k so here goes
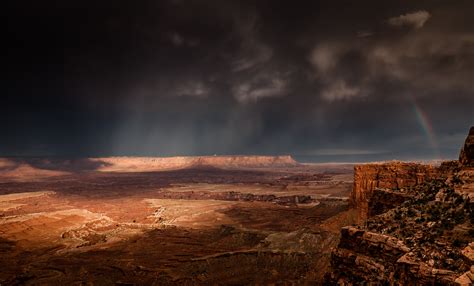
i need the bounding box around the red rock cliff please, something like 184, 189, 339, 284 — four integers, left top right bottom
326, 127, 474, 285
459, 126, 474, 166
351, 162, 438, 222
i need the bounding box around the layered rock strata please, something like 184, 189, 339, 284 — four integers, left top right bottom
352, 162, 438, 222
327, 127, 474, 285
327, 227, 461, 284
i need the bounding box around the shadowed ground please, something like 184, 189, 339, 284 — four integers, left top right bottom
0, 157, 355, 285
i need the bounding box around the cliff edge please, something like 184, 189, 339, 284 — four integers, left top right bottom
460, 127, 474, 167
326, 127, 474, 285
352, 162, 438, 223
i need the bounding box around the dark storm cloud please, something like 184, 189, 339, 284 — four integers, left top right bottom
4, 0, 474, 160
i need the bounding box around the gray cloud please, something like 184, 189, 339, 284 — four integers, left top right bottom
309, 44, 340, 75
169, 32, 199, 47
309, 43, 368, 102
176, 81, 210, 98
321, 80, 360, 101
229, 9, 274, 72
308, 8, 473, 104
232, 45, 273, 72
387, 10, 431, 29
233, 74, 288, 103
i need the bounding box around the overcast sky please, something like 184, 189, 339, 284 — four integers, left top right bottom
4, 0, 474, 161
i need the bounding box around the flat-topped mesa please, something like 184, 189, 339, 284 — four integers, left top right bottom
93, 155, 298, 172
351, 162, 438, 223
459, 126, 474, 166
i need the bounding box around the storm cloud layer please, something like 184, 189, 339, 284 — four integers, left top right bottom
4, 0, 474, 161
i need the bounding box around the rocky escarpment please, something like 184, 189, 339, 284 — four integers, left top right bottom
457, 127, 474, 201
327, 226, 465, 284
367, 188, 414, 218
328, 178, 473, 284
329, 226, 410, 282
327, 127, 474, 285
352, 162, 438, 223
459, 127, 474, 167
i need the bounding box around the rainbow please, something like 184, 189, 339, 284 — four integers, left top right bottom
409, 96, 441, 160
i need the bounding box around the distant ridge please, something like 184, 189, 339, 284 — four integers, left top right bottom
91, 155, 299, 172
0, 155, 299, 175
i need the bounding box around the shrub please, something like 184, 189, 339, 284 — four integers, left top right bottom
453, 210, 465, 224
453, 239, 463, 247
454, 195, 464, 205
415, 217, 425, 223
394, 210, 402, 220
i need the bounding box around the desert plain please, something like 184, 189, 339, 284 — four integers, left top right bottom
0, 156, 354, 285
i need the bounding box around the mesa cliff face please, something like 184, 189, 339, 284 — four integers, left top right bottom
0, 155, 299, 175
352, 162, 438, 223
93, 155, 298, 172
327, 127, 474, 285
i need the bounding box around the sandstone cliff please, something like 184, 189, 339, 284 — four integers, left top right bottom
327, 226, 463, 284
327, 127, 474, 285
327, 176, 473, 284
459, 127, 474, 166
352, 162, 438, 222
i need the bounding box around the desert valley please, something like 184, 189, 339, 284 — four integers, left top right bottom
0, 155, 354, 284
0, 127, 472, 285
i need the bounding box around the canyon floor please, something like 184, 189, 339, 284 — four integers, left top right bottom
0, 157, 354, 285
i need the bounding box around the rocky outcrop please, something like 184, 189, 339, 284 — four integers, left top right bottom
352, 162, 438, 222
459, 127, 474, 166
367, 188, 413, 217
326, 226, 460, 284
329, 227, 409, 279
328, 186, 473, 284
456, 126, 474, 202
327, 127, 474, 285
395, 253, 459, 285
456, 243, 474, 285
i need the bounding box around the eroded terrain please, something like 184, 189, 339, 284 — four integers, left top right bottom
326, 127, 474, 285
0, 157, 354, 285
